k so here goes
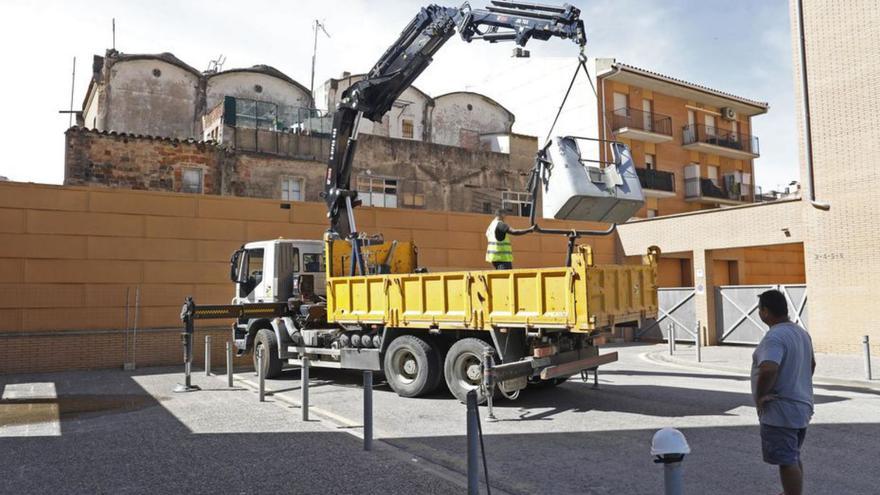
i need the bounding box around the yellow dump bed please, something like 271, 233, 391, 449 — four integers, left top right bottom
326, 245, 658, 333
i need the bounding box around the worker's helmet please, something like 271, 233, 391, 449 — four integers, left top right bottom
650, 428, 691, 456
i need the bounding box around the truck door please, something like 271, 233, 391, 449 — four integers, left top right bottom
237, 248, 266, 303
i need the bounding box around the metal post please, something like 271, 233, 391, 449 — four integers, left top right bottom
466, 390, 480, 495
695, 320, 702, 363
226, 341, 234, 388
363, 371, 373, 451
258, 346, 265, 402
663, 461, 684, 495
864, 335, 873, 381
482, 349, 496, 420
668, 323, 674, 356
301, 357, 310, 421
205, 335, 212, 376
174, 299, 200, 393
593, 367, 599, 389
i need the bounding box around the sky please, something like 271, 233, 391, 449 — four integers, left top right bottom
0, 0, 799, 191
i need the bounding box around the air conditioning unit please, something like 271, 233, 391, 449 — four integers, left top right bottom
721, 107, 737, 121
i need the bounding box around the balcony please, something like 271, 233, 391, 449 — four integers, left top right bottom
682, 124, 760, 159
636, 167, 676, 197
609, 107, 674, 143
685, 176, 753, 205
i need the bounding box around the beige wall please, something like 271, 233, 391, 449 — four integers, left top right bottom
0, 181, 618, 373
790, 0, 880, 354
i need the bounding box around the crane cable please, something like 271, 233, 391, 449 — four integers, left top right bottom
542, 48, 613, 148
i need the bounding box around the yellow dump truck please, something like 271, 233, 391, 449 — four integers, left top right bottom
182, 238, 659, 403
179, 0, 659, 402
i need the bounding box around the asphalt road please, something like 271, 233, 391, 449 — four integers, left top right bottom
2, 343, 878, 494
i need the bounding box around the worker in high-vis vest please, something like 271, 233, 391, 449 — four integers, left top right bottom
485, 209, 513, 269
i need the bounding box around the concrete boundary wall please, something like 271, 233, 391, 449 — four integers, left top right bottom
0, 181, 617, 373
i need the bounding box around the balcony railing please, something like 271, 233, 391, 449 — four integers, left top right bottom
610, 107, 673, 136
685, 177, 753, 203
682, 123, 760, 155
636, 167, 675, 192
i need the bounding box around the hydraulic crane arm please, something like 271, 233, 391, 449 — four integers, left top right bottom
323, 1, 586, 240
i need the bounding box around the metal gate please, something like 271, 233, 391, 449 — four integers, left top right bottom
636, 287, 697, 342
716, 284, 808, 344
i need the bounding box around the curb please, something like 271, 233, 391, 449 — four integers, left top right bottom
643, 350, 880, 392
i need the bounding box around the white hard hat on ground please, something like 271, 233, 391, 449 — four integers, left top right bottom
651, 427, 691, 456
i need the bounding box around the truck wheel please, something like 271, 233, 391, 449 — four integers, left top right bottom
444, 338, 497, 404
383, 335, 442, 398
253, 329, 283, 379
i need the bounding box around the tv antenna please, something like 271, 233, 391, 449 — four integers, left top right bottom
57, 57, 77, 127
206, 54, 226, 74
309, 19, 331, 109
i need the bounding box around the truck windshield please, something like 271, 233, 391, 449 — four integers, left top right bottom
303, 253, 323, 272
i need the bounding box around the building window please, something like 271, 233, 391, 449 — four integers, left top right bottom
645, 153, 656, 170
401, 180, 426, 208
182, 168, 203, 193
357, 176, 398, 208
502, 191, 532, 217
234, 97, 278, 129
281, 177, 304, 201
401, 119, 414, 139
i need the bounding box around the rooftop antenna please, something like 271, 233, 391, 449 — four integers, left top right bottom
68, 57, 76, 127
112, 18, 116, 50
309, 19, 331, 109
58, 57, 77, 127
206, 54, 226, 73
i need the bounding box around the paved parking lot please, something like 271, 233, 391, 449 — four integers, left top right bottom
2, 343, 878, 494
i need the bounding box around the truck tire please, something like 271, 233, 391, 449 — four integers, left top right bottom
444, 338, 497, 404
253, 329, 283, 379
383, 335, 442, 398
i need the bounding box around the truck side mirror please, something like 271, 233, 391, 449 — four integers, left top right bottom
230, 249, 247, 283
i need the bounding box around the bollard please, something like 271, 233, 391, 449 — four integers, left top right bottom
668, 323, 674, 356
466, 390, 480, 495
173, 299, 200, 393
205, 335, 212, 376
482, 349, 496, 420
258, 346, 265, 402
864, 335, 873, 381
363, 371, 373, 451
663, 461, 684, 495
695, 320, 702, 363
651, 427, 690, 495
226, 341, 234, 388
301, 357, 310, 421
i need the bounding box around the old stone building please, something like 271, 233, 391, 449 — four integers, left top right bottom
81, 50, 312, 141
70, 51, 538, 216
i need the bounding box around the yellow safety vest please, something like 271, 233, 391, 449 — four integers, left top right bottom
485, 218, 513, 263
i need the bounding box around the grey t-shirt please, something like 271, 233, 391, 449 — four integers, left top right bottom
750, 321, 814, 428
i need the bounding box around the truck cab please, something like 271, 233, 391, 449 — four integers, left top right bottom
230, 239, 326, 304
229, 239, 326, 367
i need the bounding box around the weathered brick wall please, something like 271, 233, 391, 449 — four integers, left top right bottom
64, 127, 534, 214
0, 181, 617, 374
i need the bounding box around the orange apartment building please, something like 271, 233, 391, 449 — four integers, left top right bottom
590, 58, 769, 219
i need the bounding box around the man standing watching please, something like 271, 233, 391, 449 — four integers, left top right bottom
485, 209, 513, 270
752, 289, 815, 495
